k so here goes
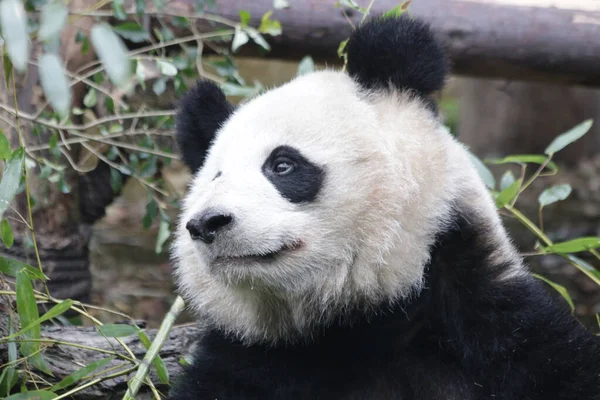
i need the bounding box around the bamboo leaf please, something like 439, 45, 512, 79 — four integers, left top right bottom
90, 23, 132, 86
499, 170, 515, 191
16, 269, 41, 359
138, 331, 169, 384
0, 256, 47, 280
155, 218, 170, 254
533, 274, 574, 312
485, 154, 558, 172
545, 119, 593, 155
39, 53, 71, 118
495, 178, 522, 208
113, 22, 150, 43
5, 391, 57, 400
0, 129, 10, 160
296, 56, 314, 76
51, 357, 113, 392
38, 2, 68, 41
97, 323, 140, 337
6, 300, 73, 341
538, 184, 572, 207
468, 151, 495, 190
1, 219, 14, 248
544, 237, 600, 254
0, 0, 30, 71
0, 147, 24, 220
231, 26, 249, 52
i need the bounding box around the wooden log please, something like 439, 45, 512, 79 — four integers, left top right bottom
191, 0, 600, 87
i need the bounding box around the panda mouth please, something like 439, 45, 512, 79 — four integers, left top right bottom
215, 241, 302, 263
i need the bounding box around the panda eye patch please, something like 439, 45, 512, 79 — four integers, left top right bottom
262, 145, 324, 204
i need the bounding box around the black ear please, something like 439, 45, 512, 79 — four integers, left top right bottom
346, 15, 449, 96
175, 80, 234, 172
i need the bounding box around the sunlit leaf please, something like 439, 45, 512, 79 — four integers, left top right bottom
155, 218, 170, 253
273, 0, 289, 9
467, 151, 495, 190
0, 147, 24, 220
545, 119, 593, 155
543, 237, 600, 254
83, 88, 97, 108
90, 23, 132, 86
495, 178, 522, 208
231, 26, 249, 52
258, 10, 282, 36
246, 28, 270, 51
485, 154, 558, 172
0, 129, 10, 160
337, 39, 349, 58
382, 0, 411, 18
153, 77, 166, 95
0, 0, 30, 71
339, 0, 361, 10
51, 357, 113, 392
499, 170, 515, 191
296, 56, 314, 76
538, 184, 572, 207
239, 9, 251, 26
39, 53, 71, 118
38, 2, 68, 41
113, 22, 150, 43
3, 52, 13, 85
112, 0, 126, 20
97, 323, 140, 337
156, 60, 177, 76
533, 273, 574, 312
1, 219, 14, 248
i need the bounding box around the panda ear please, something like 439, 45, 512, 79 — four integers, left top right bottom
175, 80, 234, 172
346, 15, 449, 97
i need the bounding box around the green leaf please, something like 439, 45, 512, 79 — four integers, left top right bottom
90, 23, 132, 86
467, 151, 495, 190
6, 300, 73, 341
485, 154, 558, 172
112, 0, 127, 20
0, 317, 18, 396
156, 60, 177, 76
0, 129, 10, 160
273, 0, 289, 9
109, 168, 122, 194
138, 331, 169, 384
337, 39, 349, 59
220, 82, 261, 97
382, 0, 411, 18
538, 184, 572, 207
16, 268, 41, 359
152, 77, 166, 95
1, 219, 14, 248
543, 237, 600, 254
258, 10, 282, 36
246, 28, 270, 51
4, 391, 57, 400
38, 53, 71, 118
83, 88, 97, 108
296, 56, 314, 76
0, 0, 30, 71
97, 323, 140, 337
38, 2, 68, 41
339, 0, 361, 10
545, 119, 593, 155
499, 170, 515, 191
0, 147, 24, 220
51, 357, 113, 392
113, 22, 150, 43
239, 9, 251, 26
155, 218, 170, 254
495, 178, 522, 208
533, 273, 574, 312
231, 26, 249, 52
0, 256, 46, 280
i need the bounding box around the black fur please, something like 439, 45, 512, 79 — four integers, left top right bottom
169, 205, 600, 399
346, 15, 449, 96
262, 145, 325, 204
175, 80, 234, 172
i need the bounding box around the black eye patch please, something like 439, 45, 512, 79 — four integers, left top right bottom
261, 145, 324, 204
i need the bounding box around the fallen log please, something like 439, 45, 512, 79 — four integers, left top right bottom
193, 0, 600, 87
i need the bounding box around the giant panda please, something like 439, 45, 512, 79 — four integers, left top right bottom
168, 14, 600, 400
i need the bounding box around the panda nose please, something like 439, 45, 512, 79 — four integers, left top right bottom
186, 210, 233, 244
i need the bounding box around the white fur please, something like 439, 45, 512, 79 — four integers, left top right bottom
172, 70, 523, 345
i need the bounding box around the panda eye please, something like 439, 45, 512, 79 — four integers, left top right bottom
273, 158, 295, 175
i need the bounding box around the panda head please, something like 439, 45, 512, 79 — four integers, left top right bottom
172, 16, 510, 344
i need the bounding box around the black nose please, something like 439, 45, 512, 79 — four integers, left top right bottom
186, 210, 233, 244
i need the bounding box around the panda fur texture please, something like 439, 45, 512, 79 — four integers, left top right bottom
169, 15, 600, 400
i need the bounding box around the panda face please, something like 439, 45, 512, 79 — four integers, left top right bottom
172, 71, 467, 342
